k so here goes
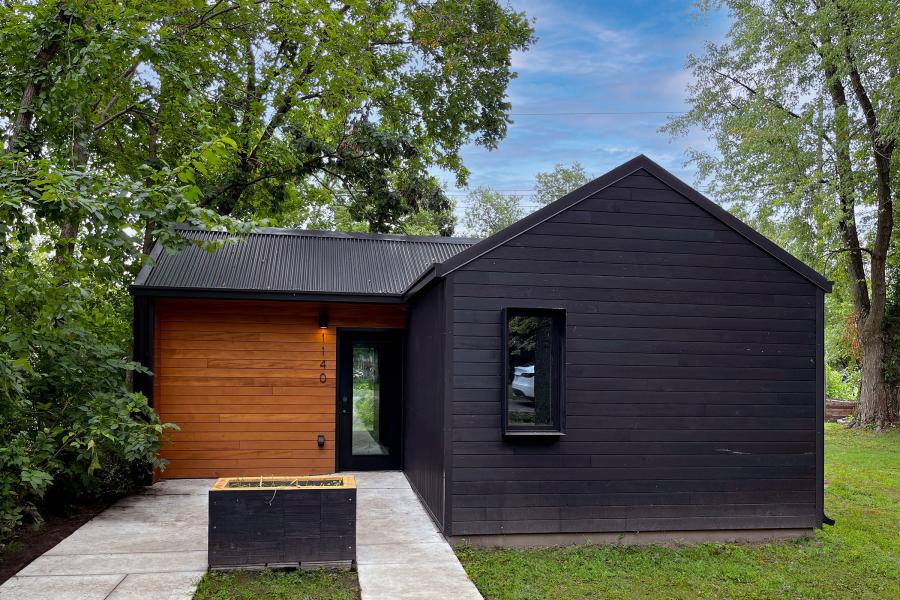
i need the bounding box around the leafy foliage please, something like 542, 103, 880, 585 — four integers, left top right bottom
533, 162, 591, 206
462, 186, 524, 237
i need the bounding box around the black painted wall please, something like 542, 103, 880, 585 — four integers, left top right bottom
403, 280, 447, 527
444, 169, 821, 537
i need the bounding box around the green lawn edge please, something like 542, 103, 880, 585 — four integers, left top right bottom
193, 568, 360, 600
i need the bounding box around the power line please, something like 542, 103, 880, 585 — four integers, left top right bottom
508, 111, 688, 116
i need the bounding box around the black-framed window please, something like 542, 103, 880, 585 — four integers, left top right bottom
502, 308, 566, 435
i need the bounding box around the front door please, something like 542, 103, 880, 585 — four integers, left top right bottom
336, 330, 403, 471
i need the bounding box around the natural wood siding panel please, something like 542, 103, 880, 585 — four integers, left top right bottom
446, 169, 819, 536
154, 298, 404, 478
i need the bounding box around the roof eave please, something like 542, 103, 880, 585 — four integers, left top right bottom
129, 286, 406, 304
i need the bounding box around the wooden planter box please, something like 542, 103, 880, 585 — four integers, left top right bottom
208, 475, 356, 569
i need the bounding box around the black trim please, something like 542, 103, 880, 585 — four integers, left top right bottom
501, 307, 566, 436
132, 296, 155, 408
434, 155, 832, 293
815, 288, 825, 527
130, 287, 407, 304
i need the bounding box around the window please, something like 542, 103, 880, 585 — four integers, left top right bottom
502, 308, 565, 435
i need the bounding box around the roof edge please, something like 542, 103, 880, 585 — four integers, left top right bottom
128, 285, 406, 304
174, 224, 479, 245
435, 154, 833, 292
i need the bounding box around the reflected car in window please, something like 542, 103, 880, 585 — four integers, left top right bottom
511, 364, 535, 398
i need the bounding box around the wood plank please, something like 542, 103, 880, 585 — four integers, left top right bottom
162, 467, 334, 478
162, 422, 333, 432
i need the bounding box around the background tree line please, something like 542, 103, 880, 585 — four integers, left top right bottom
0, 0, 533, 545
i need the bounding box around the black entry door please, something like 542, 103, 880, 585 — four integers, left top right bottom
336, 330, 403, 471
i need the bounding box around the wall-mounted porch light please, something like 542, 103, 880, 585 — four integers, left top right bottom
318, 309, 328, 329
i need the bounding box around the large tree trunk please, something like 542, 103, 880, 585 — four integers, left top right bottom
855, 322, 900, 429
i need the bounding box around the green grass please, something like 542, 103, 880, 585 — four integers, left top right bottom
457, 425, 900, 599
193, 569, 359, 600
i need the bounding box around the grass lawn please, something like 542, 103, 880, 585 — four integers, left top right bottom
456, 425, 900, 599
193, 569, 359, 600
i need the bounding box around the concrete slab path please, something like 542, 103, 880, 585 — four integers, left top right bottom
2, 473, 480, 600
352, 471, 482, 600
0, 479, 211, 600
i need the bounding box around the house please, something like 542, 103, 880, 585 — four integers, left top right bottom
131, 155, 832, 546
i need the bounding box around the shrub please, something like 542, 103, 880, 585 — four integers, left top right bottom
0, 254, 174, 547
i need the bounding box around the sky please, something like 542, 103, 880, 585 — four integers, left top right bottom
443, 0, 731, 225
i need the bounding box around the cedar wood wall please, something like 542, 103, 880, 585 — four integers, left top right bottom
153, 298, 405, 478
445, 168, 821, 536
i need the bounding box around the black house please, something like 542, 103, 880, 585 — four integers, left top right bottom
132, 155, 832, 546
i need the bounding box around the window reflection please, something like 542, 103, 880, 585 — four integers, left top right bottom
506, 313, 557, 428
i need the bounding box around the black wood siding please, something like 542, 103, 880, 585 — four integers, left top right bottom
445, 169, 821, 536
403, 281, 446, 526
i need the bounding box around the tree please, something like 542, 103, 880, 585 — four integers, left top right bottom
2, 0, 535, 247
462, 186, 524, 237
533, 162, 590, 206
664, 0, 899, 429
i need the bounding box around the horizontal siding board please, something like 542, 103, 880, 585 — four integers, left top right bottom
453, 477, 815, 496
551, 211, 731, 230
454, 298, 815, 320
452, 441, 816, 456
454, 362, 814, 381
453, 490, 816, 508
452, 414, 814, 430
486, 246, 785, 270
454, 324, 815, 345
455, 388, 814, 405
454, 502, 816, 522
452, 402, 815, 419
453, 285, 814, 307
611, 174, 673, 190
507, 234, 769, 256
453, 271, 812, 296
450, 515, 818, 536
451, 428, 816, 443
452, 454, 814, 470
463, 259, 804, 284
455, 349, 814, 368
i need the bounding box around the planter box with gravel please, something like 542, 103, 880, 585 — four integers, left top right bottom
208, 475, 356, 569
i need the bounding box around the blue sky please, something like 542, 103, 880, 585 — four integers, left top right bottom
443, 0, 731, 223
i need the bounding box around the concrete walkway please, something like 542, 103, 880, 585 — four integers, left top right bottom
352, 472, 482, 600
1, 473, 480, 600
0, 479, 210, 600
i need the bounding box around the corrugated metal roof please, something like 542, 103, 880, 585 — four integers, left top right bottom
133, 227, 477, 296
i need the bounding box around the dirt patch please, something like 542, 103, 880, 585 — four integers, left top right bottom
0, 503, 109, 584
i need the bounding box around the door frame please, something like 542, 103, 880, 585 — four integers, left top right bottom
335, 328, 405, 472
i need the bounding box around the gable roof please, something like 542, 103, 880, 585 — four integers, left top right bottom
430, 154, 832, 292
132, 227, 476, 300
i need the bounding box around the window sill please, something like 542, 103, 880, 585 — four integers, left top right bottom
503, 430, 566, 438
